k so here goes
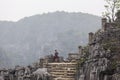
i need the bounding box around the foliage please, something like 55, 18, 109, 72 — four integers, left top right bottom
102, 38, 120, 53
103, 0, 120, 22
111, 60, 117, 69
108, 60, 117, 70
76, 46, 89, 69
83, 46, 89, 55
76, 58, 86, 70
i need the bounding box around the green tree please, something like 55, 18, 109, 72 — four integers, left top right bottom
103, 0, 120, 22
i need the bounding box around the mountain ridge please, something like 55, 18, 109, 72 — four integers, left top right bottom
0, 11, 101, 68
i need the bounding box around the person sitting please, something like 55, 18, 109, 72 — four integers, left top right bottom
53, 50, 59, 62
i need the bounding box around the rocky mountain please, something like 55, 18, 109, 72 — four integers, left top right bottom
0, 11, 101, 68
78, 11, 120, 80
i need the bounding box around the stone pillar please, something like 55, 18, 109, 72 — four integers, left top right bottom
90, 72, 94, 80
115, 10, 120, 23
79, 74, 85, 80
104, 75, 108, 80
39, 58, 44, 67
89, 32, 94, 44
78, 46, 82, 57
102, 18, 107, 31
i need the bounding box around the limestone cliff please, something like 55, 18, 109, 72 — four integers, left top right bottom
78, 11, 120, 80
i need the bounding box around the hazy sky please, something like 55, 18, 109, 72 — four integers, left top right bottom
0, 0, 105, 21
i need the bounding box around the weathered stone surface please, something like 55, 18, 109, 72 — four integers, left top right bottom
78, 11, 120, 80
